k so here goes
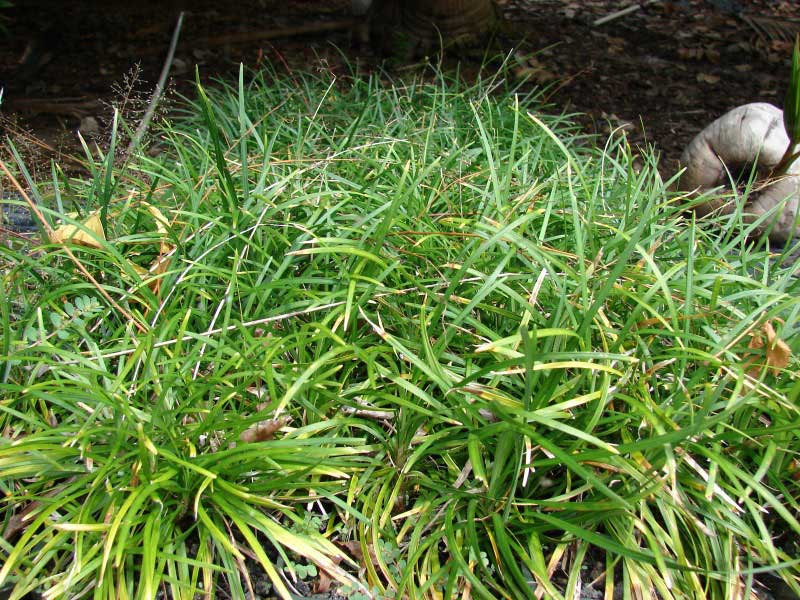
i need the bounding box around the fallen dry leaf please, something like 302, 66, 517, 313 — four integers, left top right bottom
239, 416, 292, 443
143, 202, 172, 255
313, 555, 343, 594
746, 320, 792, 377
49, 212, 105, 248
135, 202, 176, 295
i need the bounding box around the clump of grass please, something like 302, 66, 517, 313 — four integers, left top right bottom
1, 62, 799, 599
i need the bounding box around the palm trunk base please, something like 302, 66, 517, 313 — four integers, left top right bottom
369, 0, 497, 56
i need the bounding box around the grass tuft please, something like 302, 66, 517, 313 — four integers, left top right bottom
1, 63, 799, 599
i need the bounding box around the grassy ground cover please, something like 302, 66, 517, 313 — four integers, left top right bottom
1, 64, 800, 599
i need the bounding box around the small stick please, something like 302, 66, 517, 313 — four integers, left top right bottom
126, 11, 185, 157
593, 0, 660, 27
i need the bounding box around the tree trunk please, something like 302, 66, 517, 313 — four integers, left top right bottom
403, 0, 497, 45
369, 0, 498, 56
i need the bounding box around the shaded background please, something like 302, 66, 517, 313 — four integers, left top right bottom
1, 0, 800, 175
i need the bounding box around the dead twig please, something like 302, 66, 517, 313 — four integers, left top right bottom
126, 11, 185, 157
593, 0, 661, 27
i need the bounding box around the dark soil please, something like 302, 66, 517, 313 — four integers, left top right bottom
1, 0, 800, 181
